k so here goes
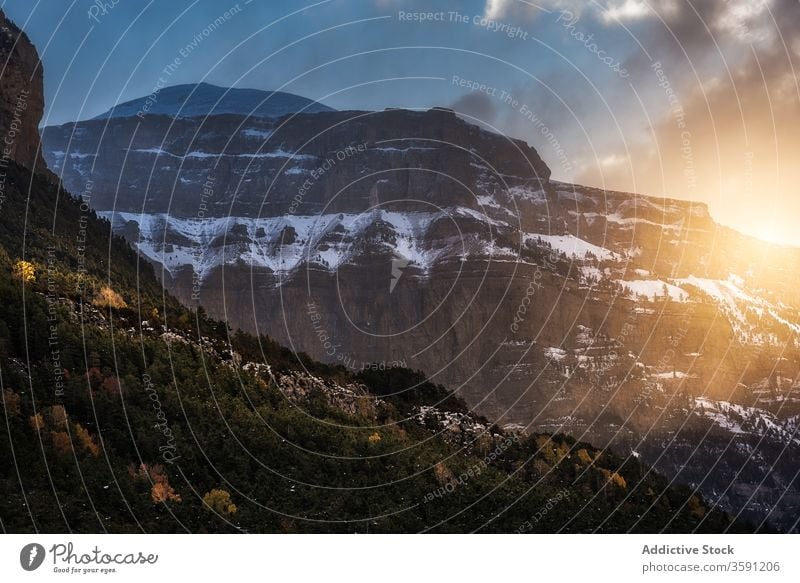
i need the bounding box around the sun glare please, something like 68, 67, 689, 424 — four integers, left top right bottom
747, 222, 797, 248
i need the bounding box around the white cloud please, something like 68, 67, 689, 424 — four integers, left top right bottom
714, 0, 773, 44
602, 0, 651, 22
491, 0, 771, 35
599, 0, 680, 24
483, 0, 549, 21
484, 0, 511, 19
600, 153, 629, 168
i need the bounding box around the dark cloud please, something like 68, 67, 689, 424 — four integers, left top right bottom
449, 91, 500, 124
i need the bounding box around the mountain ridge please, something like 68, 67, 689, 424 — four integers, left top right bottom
92, 82, 334, 121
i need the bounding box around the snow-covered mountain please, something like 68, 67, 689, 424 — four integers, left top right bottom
42, 98, 800, 531
92, 82, 333, 120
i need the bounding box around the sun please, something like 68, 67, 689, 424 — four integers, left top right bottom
746, 222, 797, 248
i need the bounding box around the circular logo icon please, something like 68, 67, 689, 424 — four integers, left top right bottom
19, 543, 46, 571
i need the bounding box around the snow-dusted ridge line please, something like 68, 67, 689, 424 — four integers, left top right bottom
98, 204, 800, 343
524, 232, 621, 261
99, 207, 632, 282
99, 209, 523, 281
695, 397, 800, 445
130, 147, 318, 161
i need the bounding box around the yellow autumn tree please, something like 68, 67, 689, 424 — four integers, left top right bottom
155, 466, 179, 502
28, 413, 45, 432
600, 468, 628, 490
75, 423, 100, 457
368, 432, 382, 444
12, 260, 35, 283
44, 404, 68, 429
202, 488, 237, 516
151, 480, 181, 503
93, 286, 127, 309
130, 463, 181, 503
51, 431, 72, 454
611, 472, 627, 490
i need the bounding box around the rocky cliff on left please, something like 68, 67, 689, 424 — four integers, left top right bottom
0, 10, 48, 174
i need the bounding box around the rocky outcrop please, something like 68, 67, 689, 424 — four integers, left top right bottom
273, 370, 380, 418
0, 10, 47, 174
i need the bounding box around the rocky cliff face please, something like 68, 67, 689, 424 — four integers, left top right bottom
42, 91, 800, 531
0, 11, 47, 174
42, 106, 550, 215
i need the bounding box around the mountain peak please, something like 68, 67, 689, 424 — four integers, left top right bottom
93, 82, 335, 120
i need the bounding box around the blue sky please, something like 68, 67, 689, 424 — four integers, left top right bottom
4, 0, 799, 244
4, 0, 645, 125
